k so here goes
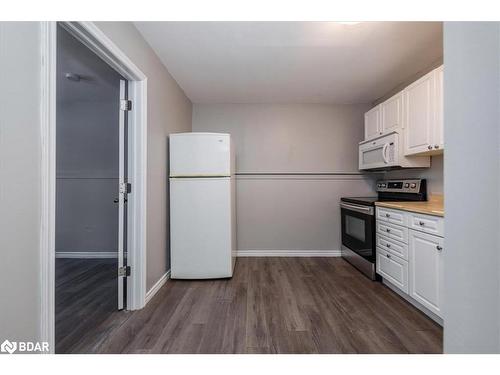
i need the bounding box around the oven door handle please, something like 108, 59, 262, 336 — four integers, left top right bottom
340, 202, 374, 215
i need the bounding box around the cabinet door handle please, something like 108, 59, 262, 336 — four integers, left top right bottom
434, 145, 439, 149
419, 221, 425, 226
385, 213, 390, 217
386, 243, 391, 248
386, 254, 391, 258
428, 145, 433, 150
386, 228, 391, 232
436, 246, 443, 251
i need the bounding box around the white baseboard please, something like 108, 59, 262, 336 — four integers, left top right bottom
145, 270, 171, 305
236, 250, 341, 257
55, 251, 118, 259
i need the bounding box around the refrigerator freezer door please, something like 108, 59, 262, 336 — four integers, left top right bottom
169, 133, 232, 177
170, 177, 234, 279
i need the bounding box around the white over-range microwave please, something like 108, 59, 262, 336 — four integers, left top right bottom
359, 132, 430, 170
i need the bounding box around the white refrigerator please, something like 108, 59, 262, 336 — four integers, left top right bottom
169, 132, 236, 279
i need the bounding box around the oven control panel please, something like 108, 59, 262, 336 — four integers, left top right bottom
376, 179, 424, 194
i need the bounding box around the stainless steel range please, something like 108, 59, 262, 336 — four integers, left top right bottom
340, 179, 427, 280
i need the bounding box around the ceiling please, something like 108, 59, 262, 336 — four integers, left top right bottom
134, 22, 443, 104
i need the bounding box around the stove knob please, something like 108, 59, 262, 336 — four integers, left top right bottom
404, 183, 410, 188
382, 183, 387, 188
410, 183, 417, 188
377, 183, 381, 188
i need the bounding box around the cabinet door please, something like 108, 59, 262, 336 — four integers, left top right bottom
376, 247, 409, 293
409, 229, 444, 317
404, 71, 435, 155
433, 66, 444, 151
364, 106, 381, 140
381, 92, 403, 134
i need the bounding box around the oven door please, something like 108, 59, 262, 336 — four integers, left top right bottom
340, 202, 375, 262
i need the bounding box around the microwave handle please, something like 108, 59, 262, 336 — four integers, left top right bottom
382, 143, 389, 164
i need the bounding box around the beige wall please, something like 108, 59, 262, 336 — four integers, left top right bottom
384, 155, 443, 195
193, 104, 370, 173
0, 22, 42, 343
443, 22, 500, 354
95, 22, 193, 290
193, 103, 377, 253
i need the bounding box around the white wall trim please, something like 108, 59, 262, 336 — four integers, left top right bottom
40, 21, 148, 353
236, 250, 341, 257
145, 271, 171, 305
39, 21, 57, 354
235, 173, 377, 181
55, 252, 118, 259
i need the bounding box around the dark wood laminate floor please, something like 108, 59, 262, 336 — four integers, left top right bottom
60, 258, 443, 354
55, 258, 121, 354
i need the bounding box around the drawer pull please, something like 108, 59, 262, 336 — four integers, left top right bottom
436, 246, 443, 251
419, 221, 425, 226
386, 228, 391, 232
386, 243, 391, 248
385, 213, 390, 217
386, 254, 391, 258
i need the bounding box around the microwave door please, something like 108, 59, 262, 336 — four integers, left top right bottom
359, 132, 399, 170
360, 143, 386, 169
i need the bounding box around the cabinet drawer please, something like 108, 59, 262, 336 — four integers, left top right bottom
377, 233, 409, 260
376, 221, 408, 244
376, 207, 407, 226
376, 247, 409, 293
408, 212, 444, 237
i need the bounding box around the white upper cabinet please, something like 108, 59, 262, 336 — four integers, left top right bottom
434, 65, 444, 150
403, 66, 444, 156
381, 92, 403, 134
403, 71, 435, 155
364, 92, 402, 141
364, 106, 381, 140
363, 65, 444, 156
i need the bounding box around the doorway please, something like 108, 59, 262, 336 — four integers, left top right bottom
54, 24, 130, 353
40, 21, 147, 353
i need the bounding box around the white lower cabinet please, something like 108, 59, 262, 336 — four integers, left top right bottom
376, 206, 444, 321
408, 229, 444, 318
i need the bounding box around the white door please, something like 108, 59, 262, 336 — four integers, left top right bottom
381, 92, 403, 134
117, 79, 129, 310
404, 71, 435, 155
433, 66, 444, 150
364, 106, 381, 140
169, 133, 231, 177
409, 229, 444, 317
170, 177, 233, 279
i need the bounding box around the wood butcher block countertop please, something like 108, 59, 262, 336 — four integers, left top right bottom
375, 195, 444, 217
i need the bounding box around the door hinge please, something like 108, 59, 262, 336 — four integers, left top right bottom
120, 99, 132, 111
119, 182, 132, 194
118, 266, 131, 277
